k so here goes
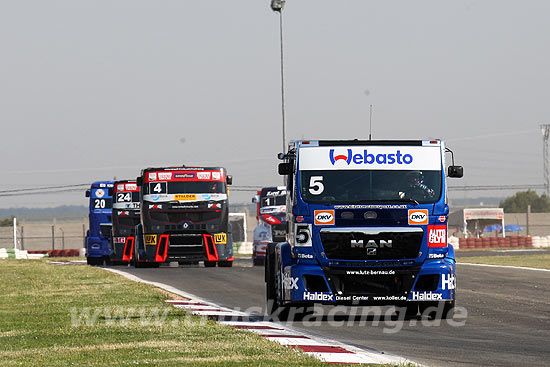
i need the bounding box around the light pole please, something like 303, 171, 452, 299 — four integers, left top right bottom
271, 0, 287, 153
541, 124, 550, 196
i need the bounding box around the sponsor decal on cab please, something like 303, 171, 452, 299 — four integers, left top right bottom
145, 235, 157, 245
214, 233, 227, 244
197, 172, 211, 180
427, 225, 447, 247
158, 172, 172, 180
113, 237, 126, 244
408, 209, 428, 225
175, 194, 197, 201
329, 148, 413, 166
314, 210, 335, 225
148, 172, 157, 181
174, 173, 195, 179
212, 171, 221, 180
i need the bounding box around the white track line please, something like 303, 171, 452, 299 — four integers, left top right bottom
459, 262, 550, 272
103, 267, 415, 365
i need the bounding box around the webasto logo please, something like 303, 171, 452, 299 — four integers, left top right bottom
329, 149, 413, 165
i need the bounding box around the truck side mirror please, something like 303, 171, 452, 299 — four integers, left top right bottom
448, 165, 463, 178
108, 188, 113, 196
252, 194, 260, 204
85, 189, 90, 198
226, 175, 233, 185
136, 177, 143, 186
278, 163, 292, 175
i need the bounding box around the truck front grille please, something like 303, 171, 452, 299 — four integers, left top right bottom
320, 227, 423, 261
166, 234, 206, 260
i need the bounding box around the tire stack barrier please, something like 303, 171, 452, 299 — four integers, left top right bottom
27, 249, 80, 257
457, 236, 537, 250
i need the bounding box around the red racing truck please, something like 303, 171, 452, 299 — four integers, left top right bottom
134, 166, 233, 267
109, 180, 140, 264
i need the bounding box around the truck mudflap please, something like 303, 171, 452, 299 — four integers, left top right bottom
215, 242, 233, 261
154, 234, 170, 262
280, 260, 455, 305
203, 234, 219, 262
122, 236, 134, 262
111, 236, 135, 262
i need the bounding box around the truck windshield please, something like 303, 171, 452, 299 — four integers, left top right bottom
144, 181, 226, 195
300, 170, 441, 204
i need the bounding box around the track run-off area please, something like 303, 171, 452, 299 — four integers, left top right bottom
109, 250, 550, 367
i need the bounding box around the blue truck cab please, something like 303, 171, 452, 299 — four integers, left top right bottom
85, 181, 114, 265
266, 140, 463, 320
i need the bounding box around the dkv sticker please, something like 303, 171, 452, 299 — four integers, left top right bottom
408, 209, 428, 225
314, 210, 335, 225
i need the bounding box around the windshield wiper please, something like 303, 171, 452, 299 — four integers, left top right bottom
390, 198, 419, 205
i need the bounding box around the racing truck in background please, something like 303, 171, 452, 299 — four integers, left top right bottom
266, 140, 463, 320
85, 181, 114, 266
109, 180, 140, 264
252, 186, 287, 266
134, 166, 234, 268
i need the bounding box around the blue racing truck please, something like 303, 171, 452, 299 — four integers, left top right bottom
266, 140, 463, 320
85, 181, 114, 265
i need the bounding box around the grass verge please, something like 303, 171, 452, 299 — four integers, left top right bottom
458, 254, 550, 270
0, 259, 376, 366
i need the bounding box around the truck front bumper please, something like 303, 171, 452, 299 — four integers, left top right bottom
281, 260, 455, 305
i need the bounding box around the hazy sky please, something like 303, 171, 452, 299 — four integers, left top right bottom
1, 0, 549, 208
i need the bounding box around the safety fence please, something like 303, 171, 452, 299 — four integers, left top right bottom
0, 220, 87, 251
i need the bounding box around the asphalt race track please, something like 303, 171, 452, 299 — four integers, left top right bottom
117, 256, 550, 367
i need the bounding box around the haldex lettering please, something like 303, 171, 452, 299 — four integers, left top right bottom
303, 292, 334, 301
411, 291, 443, 301
282, 273, 298, 290
441, 274, 456, 290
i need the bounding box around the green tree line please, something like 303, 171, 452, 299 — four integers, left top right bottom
500, 190, 550, 213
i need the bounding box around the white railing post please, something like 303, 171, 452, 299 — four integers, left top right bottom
13, 217, 17, 250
